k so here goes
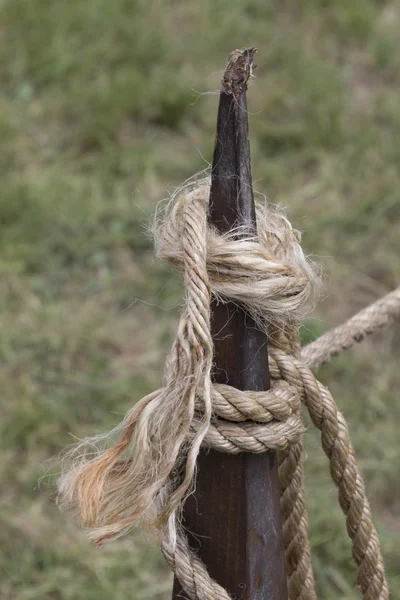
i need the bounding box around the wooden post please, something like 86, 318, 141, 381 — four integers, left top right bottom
173, 49, 288, 600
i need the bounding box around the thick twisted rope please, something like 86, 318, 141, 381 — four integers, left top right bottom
302, 287, 400, 371
58, 184, 398, 600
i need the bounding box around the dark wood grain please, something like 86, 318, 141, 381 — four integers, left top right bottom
172, 50, 288, 600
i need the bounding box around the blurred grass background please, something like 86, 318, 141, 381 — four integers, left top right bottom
1, 0, 400, 598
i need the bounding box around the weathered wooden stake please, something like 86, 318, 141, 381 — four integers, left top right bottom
173, 49, 288, 600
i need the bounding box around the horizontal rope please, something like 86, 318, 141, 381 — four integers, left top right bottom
204, 415, 304, 453
211, 380, 300, 422
302, 286, 400, 371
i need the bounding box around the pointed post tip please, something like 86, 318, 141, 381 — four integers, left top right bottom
222, 47, 258, 96
210, 47, 257, 232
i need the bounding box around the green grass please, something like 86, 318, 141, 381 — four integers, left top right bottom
1, 0, 400, 598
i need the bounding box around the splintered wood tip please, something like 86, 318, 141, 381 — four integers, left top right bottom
221, 47, 258, 96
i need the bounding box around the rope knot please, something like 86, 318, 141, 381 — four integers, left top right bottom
58, 183, 319, 548
203, 380, 304, 454
155, 183, 320, 333
58, 182, 390, 600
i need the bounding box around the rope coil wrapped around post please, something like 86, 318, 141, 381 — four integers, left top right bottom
59, 183, 398, 600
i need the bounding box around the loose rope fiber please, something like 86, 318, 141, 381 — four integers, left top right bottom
58, 183, 399, 600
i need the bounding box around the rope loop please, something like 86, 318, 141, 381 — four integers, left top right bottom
201, 381, 304, 454
212, 380, 300, 422
156, 185, 320, 333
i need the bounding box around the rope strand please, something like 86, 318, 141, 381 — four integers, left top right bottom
302, 287, 400, 371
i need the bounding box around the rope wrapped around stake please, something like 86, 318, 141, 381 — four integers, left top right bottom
58, 183, 398, 600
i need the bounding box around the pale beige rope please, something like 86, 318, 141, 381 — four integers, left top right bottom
205, 381, 304, 453
278, 330, 317, 600
269, 350, 389, 600
303, 286, 400, 371
58, 184, 398, 600
162, 535, 231, 600
279, 439, 316, 600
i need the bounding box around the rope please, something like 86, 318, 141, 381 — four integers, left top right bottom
58, 184, 399, 600
302, 287, 400, 371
